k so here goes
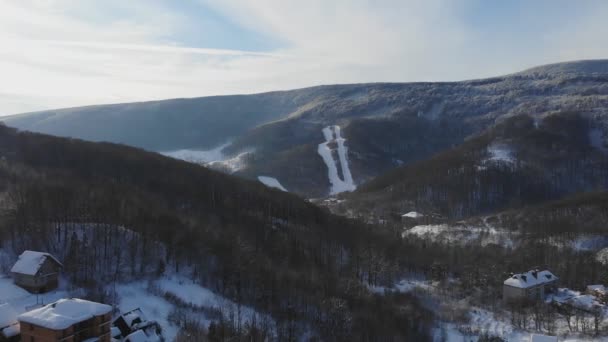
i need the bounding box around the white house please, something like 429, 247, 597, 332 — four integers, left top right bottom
503, 269, 558, 301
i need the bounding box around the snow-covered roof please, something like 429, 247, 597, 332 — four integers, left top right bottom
10, 250, 63, 276
402, 211, 424, 218
18, 298, 111, 330
531, 334, 558, 342
121, 308, 147, 328
0, 303, 20, 337
503, 270, 557, 288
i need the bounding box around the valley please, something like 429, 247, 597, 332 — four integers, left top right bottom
2, 60, 608, 341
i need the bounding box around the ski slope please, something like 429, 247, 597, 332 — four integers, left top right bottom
317, 125, 356, 195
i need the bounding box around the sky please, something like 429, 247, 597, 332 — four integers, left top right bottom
1, 0, 607, 115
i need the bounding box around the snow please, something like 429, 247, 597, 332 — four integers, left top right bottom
258, 176, 287, 191
317, 125, 356, 195
207, 151, 252, 173
18, 298, 111, 330
161, 142, 230, 164
485, 143, 515, 164
587, 285, 606, 295
162, 143, 253, 173
551, 288, 604, 311
124, 329, 149, 342
531, 334, 558, 342
10, 250, 62, 276
115, 282, 178, 342
156, 275, 264, 323
504, 270, 557, 289
402, 224, 514, 247
402, 211, 424, 218
0, 303, 19, 337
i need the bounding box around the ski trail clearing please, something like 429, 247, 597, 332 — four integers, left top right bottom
317, 125, 356, 195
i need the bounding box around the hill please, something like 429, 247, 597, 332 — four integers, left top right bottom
0, 125, 432, 340
5, 60, 608, 197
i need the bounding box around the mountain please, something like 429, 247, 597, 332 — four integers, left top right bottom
0, 124, 432, 340
336, 112, 608, 221
4, 60, 608, 198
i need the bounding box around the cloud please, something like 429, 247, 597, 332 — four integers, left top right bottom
1, 0, 608, 115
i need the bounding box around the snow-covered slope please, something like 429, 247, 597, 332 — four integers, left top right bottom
317, 125, 356, 195
161, 142, 230, 164
257, 176, 287, 191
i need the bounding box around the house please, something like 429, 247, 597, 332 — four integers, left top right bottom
503, 269, 558, 302
113, 308, 162, 340
0, 304, 20, 342
531, 333, 558, 342
11, 250, 63, 293
18, 298, 112, 342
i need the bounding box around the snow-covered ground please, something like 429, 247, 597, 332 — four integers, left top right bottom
207, 151, 252, 173
161, 142, 230, 164
549, 235, 608, 252
258, 176, 287, 191
402, 224, 515, 247
0, 273, 272, 342
317, 125, 356, 195
485, 143, 516, 165
162, 143, 253, 173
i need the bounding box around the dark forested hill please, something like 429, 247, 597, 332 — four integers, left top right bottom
0, 125, 432, 340
5, 60, 608, 197
338, 112, 608, 221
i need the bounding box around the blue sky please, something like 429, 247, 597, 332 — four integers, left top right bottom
0, 0, 607, 115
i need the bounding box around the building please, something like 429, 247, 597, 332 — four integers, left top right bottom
11, 250, 63, 293
18, 298, 112, 342
503, 269, 558, 302
0, 304, 20, 342
113, 308, 162, 341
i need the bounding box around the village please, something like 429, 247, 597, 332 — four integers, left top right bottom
3, 248, 608, 341
1, 250, 163, 342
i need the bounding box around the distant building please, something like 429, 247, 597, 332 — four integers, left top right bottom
503, 269, 558, 302
113, 308, 162, 340
0, 303, 20, 342
18, 298, 112, 342
11, 250, 63, 293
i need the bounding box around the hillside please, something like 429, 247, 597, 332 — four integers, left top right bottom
6, 60, 608, 197
336, 112, 608, 221
0, 124, 433, 340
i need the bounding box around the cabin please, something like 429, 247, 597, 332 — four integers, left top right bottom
11, 250, 63, 293
113, 308, 162, 340
503, 269, 558, 302
0, 304, 20, 342
17, 298, 112, 342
